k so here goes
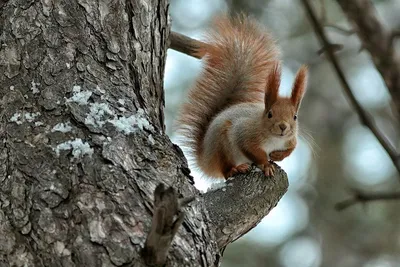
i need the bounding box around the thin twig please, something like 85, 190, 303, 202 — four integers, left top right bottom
169, 32, 206, 59
317, 43, 344, 55
319, 0, 355, 36
324, 24, 355, 35
335, 189, 400, 211
389, 29, 400, 48
319, 0, 327, 23
300, 0, 400, 176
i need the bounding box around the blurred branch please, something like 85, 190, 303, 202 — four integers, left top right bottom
317, 43, 343, 56
169, 32, 206, 59
389, 29, 400, 48
319, 0, 355, 36
300, 0, 400, 177
336, 0, 400, 117
335, 189, 400, 211
324, 24, 355, 35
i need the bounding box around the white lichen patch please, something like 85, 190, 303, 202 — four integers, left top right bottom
66, 85, 92, 105
66, 86, 153, 135
108, 116, 137, 134
25, 112, 41, 122
10, 112, 41, 125
89, 220, 106, 243
31, 80, 40, 94
54, 138, 93, 158
109, 108, 153, 134
148, 134, 155, 145
10, 113, 21, 124
35, 121, 44, 127
85, 102, 113, 127
52, 122, 73, 133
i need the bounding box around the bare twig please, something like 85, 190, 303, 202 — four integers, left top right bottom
389, 29, 400, 48
336, 0, 400, 117
335, 189, 400, 211
142, 183, 195, 266
300, 0, 400, 177
317, 43, 344, 55
324, 24, 355, 35
169, 32, 206, 59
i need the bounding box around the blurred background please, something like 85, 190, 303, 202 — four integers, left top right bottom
164, 0, 400, 266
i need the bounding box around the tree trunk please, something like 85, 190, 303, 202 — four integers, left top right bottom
0, 1, 288, 266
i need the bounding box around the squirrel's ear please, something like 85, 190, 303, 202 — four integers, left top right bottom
264, 63, 281, 110
291, 65, 308, 111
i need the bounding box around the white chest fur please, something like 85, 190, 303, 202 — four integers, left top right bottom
262, 137, 288, 159
232, 136, 288, 165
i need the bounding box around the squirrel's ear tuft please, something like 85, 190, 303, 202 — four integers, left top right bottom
264, 63, 281, 110
291, 65, 308, 111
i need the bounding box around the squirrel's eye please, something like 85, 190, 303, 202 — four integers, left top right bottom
267, 111, 273, 119
294, 114, 298, 121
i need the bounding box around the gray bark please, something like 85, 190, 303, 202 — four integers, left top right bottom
0, 0, 288, 266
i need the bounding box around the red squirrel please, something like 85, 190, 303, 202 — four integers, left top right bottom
176, 15, 308, 179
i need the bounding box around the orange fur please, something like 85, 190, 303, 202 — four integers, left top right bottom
175, 14, 308, 179
177, 14, 279, 162
291, 65, 308, 110
265, 63, 281, 110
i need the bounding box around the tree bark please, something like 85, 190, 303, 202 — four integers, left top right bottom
0, 1, 288, 266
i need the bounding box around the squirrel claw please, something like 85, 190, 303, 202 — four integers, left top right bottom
225, 164, 251, 178
263, 163, 275, 177
236, 163, 251, 173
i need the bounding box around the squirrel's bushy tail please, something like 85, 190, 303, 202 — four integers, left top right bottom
176, 14, 280, 161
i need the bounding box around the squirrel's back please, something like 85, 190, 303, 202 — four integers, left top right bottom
177, 14, 280, 166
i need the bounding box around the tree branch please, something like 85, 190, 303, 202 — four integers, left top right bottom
335, 189, 400, 211
169, 32, 206, 59
335, 0, 400, 117
202, 165, 288, 248
389, 30, 400, 48
300, 0, 400, 177
142, 184, 195, 266
324, 24, 355, 35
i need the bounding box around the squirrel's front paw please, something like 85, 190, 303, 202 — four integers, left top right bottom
269, 149, 293, 161
262, 162, 275, 177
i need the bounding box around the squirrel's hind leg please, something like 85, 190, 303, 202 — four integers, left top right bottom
223, 163, 251, 179
219, 120, 252, 179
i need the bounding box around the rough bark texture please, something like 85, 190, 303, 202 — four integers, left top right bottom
0, 1, 288, 266
336, 0, 400, 117
204, 166, 288, 248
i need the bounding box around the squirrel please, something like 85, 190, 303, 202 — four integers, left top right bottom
176, 14, 308, 179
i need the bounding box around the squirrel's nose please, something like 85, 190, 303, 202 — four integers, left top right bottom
279, 123, 288, 131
